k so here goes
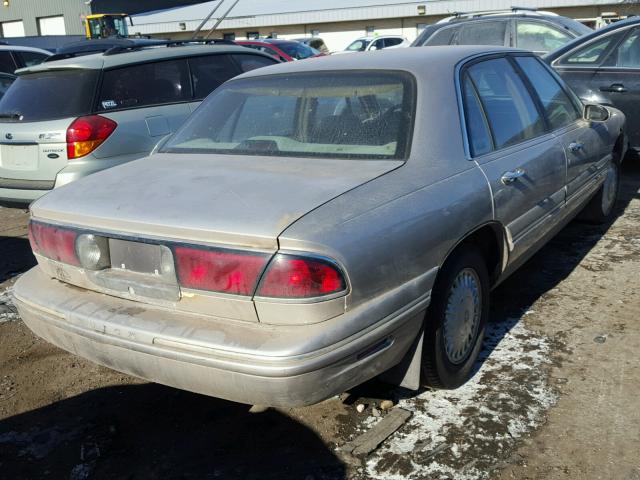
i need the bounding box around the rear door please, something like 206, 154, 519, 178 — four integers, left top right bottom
95, 58, 194, 158
462, 55, 566, 262
592, 26, 640, 147
513, 55, 605, 210
0, 68, 98, 187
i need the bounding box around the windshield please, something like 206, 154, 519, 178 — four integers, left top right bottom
162, 71, 415, 160
346, 39, 371, 51
276, 42, 318, 60
0, 69, 99, 122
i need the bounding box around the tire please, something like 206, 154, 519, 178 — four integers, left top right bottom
422, 246, 489, 389
580, 161, 620, 224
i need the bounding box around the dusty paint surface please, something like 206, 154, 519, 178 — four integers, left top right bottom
0, 161, 639, 479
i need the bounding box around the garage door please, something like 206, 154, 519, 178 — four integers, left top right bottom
38, 16, 66, 35
2, 20, 25, 38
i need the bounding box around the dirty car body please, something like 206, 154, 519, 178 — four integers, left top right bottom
14, 47, 626, 407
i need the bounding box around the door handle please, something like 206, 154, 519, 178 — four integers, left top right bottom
501, 168, 526, 185
569, 142, 584, 152
600, 83, 627, 93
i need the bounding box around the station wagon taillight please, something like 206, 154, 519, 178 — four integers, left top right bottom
66, 115, 117, 159
256, 254, 346, 298
28, 222, 80, 266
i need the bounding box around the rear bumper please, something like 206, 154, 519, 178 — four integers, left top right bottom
14, 268, 427, 407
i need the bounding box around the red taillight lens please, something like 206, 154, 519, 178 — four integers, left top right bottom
66, 115, 117, 159
174, 246, 269, 296
257, 255, 346, 299
28, 221, 80, 266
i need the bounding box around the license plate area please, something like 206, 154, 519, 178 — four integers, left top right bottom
85, 239, 180, 302
0, 144, 39, 171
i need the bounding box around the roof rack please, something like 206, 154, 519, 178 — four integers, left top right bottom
102, 38, 235, 56
440, 6, 557, 23
164, 39, 236, 47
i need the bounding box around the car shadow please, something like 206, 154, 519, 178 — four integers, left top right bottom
0, 383, 347, 480
0, 236, 35, 284
357, 157, 640, 401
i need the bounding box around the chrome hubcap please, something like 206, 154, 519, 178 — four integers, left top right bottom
601, 164, 618, 215
443, 268, 481, 365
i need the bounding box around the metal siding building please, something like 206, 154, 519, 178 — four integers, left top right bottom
128, 0, 640, 51
0, 0, 90, 36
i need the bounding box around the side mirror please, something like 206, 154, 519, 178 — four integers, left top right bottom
584, 103, 609, 122
369, 45, 378, 51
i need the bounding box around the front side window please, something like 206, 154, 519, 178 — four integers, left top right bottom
346, 39, 370, 52
162, 71, 415, 160
467, 57, 545, 149
424, 26, 459, 46
516, 21, 572, 53
562, 34, 619, 65
458, 21, 507, 46
515, 56, 580, 130
189, 55, 239, 100
611, 28, 640, 68
98, 59, 192, 111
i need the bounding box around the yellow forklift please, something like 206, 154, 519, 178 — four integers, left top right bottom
85, 13, 129, 39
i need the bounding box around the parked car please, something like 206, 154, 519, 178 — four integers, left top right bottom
293, 37, 330, 54
0, 43, 278, 206
544, 16, 640, 151
412, 7, 591, 55
0, 44, 51, 74
237, 39, 321, 61
47, 37, 168, 62
0, 72, 15, 99
14, 46, 625, 407
338, 35, 409, 53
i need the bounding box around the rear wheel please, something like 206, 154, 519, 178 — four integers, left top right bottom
581, 162, 620, 224
422, 246, 489, 389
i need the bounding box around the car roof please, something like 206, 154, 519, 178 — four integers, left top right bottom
0, 45, 51, 56
351, 35, 405, 41
16, 44, 270, 74
544, 16, 640, 63
239, 45, 525, 79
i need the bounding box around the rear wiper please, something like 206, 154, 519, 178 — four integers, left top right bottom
0, 112, 23, 120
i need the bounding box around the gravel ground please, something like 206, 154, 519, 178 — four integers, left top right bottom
0, 160, 638, 480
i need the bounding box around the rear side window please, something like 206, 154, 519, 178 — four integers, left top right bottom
0, 51, 17, 74
611, 28, 640, 68
0, 69, 98, 122
561, 35, 619, 65
458, 21, 507, 46
232, 54, 277, 72
467, 57, 545, 149
514, 56, 580, 130
17, 51, 49, 67
189, 55, 240, 100
384, 38, 404, 48
462, 74, 493, 156
424, 26, 459, 46
98, 59, 192, 111
516, 21, 572, 53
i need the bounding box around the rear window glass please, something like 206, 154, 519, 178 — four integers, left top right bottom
423, 26, 459, 46
458, 21, 506, 46
0, 69, 98, 122
97, 59, 192, 111
18, 51, 49, 67
232, 54, 278, 72
162, 71, 415, 160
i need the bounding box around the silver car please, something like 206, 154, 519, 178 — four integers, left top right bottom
14, 46, 626, 407
0, 43, 278, 206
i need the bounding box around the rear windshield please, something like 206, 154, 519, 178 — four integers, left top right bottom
161, 71, 415, 160
0, 69, 98, 122
276, 42, 318, 60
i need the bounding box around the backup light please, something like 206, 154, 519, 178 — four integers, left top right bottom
76, 234, 110, 270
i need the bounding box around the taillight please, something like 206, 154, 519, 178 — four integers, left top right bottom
28, 221, 80, 266
174, 246, 269, 296
256, 254, 346, 299
66, 115, 117, 159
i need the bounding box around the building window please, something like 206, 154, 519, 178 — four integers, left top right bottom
2, 20, 25, 38
269, 32, 278, 39
246, 31, 259, 40
223, 32, 236, 41
311, 29, 320, 37
365, 26, 375, 35
416, 23, 427, 35
37, 16, 66, 36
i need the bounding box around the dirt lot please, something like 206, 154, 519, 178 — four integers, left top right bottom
1, 161, 639, 480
